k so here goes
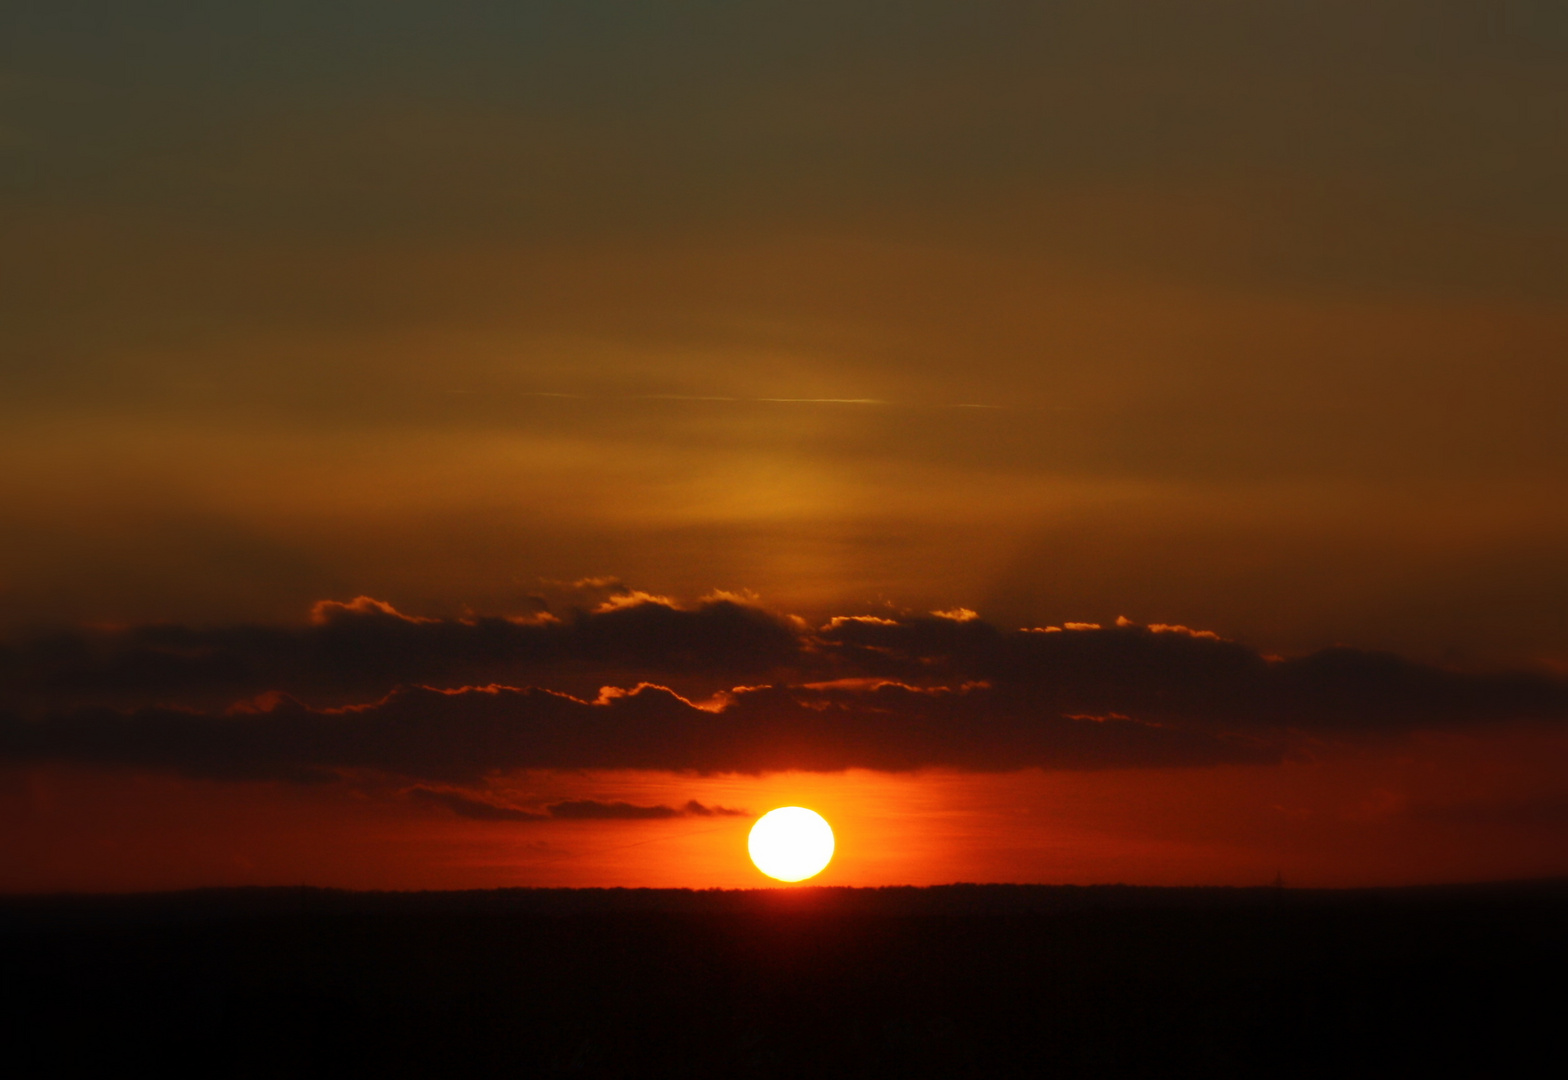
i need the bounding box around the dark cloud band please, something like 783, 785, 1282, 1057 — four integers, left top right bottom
0, 680, 1269, 781
1, 596, 1563, 781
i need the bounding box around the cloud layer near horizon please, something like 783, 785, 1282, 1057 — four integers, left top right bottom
407, 789, 748, 823
3, 595, 1564, 782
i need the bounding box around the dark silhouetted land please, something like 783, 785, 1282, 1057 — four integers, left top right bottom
5, 881, 1565, 1077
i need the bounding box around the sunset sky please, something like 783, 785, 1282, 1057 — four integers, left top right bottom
3, 1, 1566, 892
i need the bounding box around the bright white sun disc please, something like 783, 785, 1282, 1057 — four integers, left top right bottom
748, 806, 835, 882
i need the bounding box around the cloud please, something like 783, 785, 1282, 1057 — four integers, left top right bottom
13, 596, 1564, 734
409, 787, 548, 822
545, 800, 683, 821
406, 789, 747, 823
809, 613, 1568, 730
310, 597, 438, 626
1, 598, 1564, 783
9, 594, 803, 702
681, 800, 749, 817
0, 679, 1268, 782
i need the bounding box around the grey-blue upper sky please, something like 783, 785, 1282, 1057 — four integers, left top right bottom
7, 1, 1565, 240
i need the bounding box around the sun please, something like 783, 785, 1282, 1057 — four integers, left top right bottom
748, 806, 835, 882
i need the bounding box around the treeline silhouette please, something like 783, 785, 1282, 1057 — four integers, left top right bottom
4, 882, 1564, 1078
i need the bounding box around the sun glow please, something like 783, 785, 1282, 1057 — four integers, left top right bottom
748, 806, 835, 882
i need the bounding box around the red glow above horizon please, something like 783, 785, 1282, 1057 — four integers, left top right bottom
8, 718, 1568, 894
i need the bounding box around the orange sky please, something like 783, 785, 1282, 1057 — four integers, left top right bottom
8, 719, 1568, 893
2, 2, 1565, 892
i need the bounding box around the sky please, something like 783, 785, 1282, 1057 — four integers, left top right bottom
2, 1, 1566, 891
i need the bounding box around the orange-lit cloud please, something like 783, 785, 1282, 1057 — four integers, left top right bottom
4, 597, 1564, 785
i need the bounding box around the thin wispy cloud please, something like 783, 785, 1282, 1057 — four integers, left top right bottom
519, 392, 1013, 408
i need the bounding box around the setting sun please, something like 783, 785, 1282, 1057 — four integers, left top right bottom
748, 807, 835, 882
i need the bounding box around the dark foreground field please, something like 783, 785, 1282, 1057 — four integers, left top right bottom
4, 881, 1565, 1078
